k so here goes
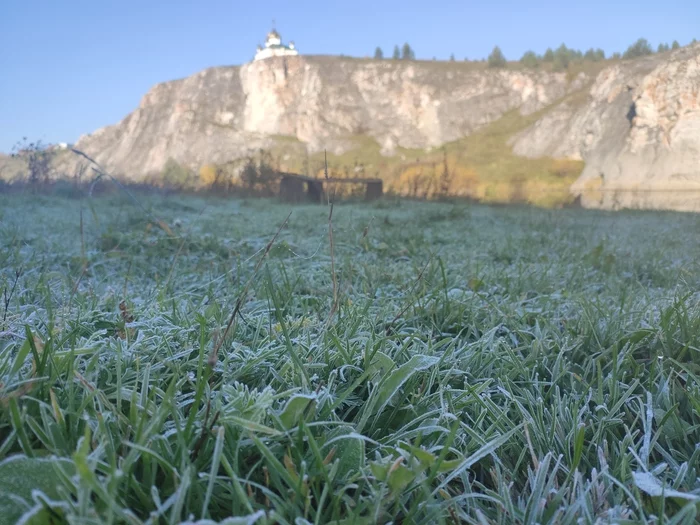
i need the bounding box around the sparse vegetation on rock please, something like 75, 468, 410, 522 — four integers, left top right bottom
623, 37, 654, 59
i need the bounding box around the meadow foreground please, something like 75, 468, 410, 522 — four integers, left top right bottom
0, 193, 699, 524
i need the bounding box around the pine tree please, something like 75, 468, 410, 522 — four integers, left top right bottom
552, 44, 571, 71
374, 47, 384, 59
671, 40, 681, 50
622, 38, 653, 59
543, 48, 554, 62
392, 45, 401, 59
401, 43, 415, 60
450, 53, 455, 61
487, 46, 507, 68
584, 48, 605, 61
520, 50, 539, 68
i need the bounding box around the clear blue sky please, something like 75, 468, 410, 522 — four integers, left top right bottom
0, 0, 697, 153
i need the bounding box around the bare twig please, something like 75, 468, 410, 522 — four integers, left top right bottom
190, 393, 221, 461
2, 268, 22, 325
70, 148, 173, 236
79, 205, 86, 263
122, 259, 133, 302
325, 151, 340, 324
384, 256, 433, 334
162, 204, 210, 291
208, 212, 292, 367
361, 216, 374, 242
67, 264, 89, 313
67, 204, 89, 315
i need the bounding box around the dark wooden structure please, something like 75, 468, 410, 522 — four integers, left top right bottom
279, 173, 383, 203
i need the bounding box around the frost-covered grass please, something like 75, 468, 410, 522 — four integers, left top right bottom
0, 193, 699, 524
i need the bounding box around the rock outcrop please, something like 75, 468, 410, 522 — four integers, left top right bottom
6, 45, 699, 208
512, 44, 700, 193
69, 57, 586, 179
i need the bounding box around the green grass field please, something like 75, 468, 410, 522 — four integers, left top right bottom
1, 193, 699, 524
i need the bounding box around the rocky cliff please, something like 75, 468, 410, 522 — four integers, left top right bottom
512, 44, 700, 193
69, 56, 588, 179
6, 46, 699, 207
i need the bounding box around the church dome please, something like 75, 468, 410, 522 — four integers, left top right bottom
255, 27, 298, 61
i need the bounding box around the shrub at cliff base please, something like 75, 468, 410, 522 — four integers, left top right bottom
199, 164, 219, 186
392, 164, 478, 199
161, 158, 195, 189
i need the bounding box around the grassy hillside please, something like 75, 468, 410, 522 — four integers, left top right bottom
1, 194, 699, 523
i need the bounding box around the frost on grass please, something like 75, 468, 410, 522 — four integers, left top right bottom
0, 193, 699, 524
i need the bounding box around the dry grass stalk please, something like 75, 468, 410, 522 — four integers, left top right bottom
208, 212, 292, 367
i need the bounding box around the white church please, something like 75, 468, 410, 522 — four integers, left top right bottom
254, 29, 299, 61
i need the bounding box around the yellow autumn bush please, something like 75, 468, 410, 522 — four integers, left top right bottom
199, 164, 219, 186
392, 162, 479, 198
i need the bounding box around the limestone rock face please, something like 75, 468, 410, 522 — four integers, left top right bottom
71, 67, 251, 179
70, 56, 582, 179
11, 47, 699, 200
512, 44, 700, 192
